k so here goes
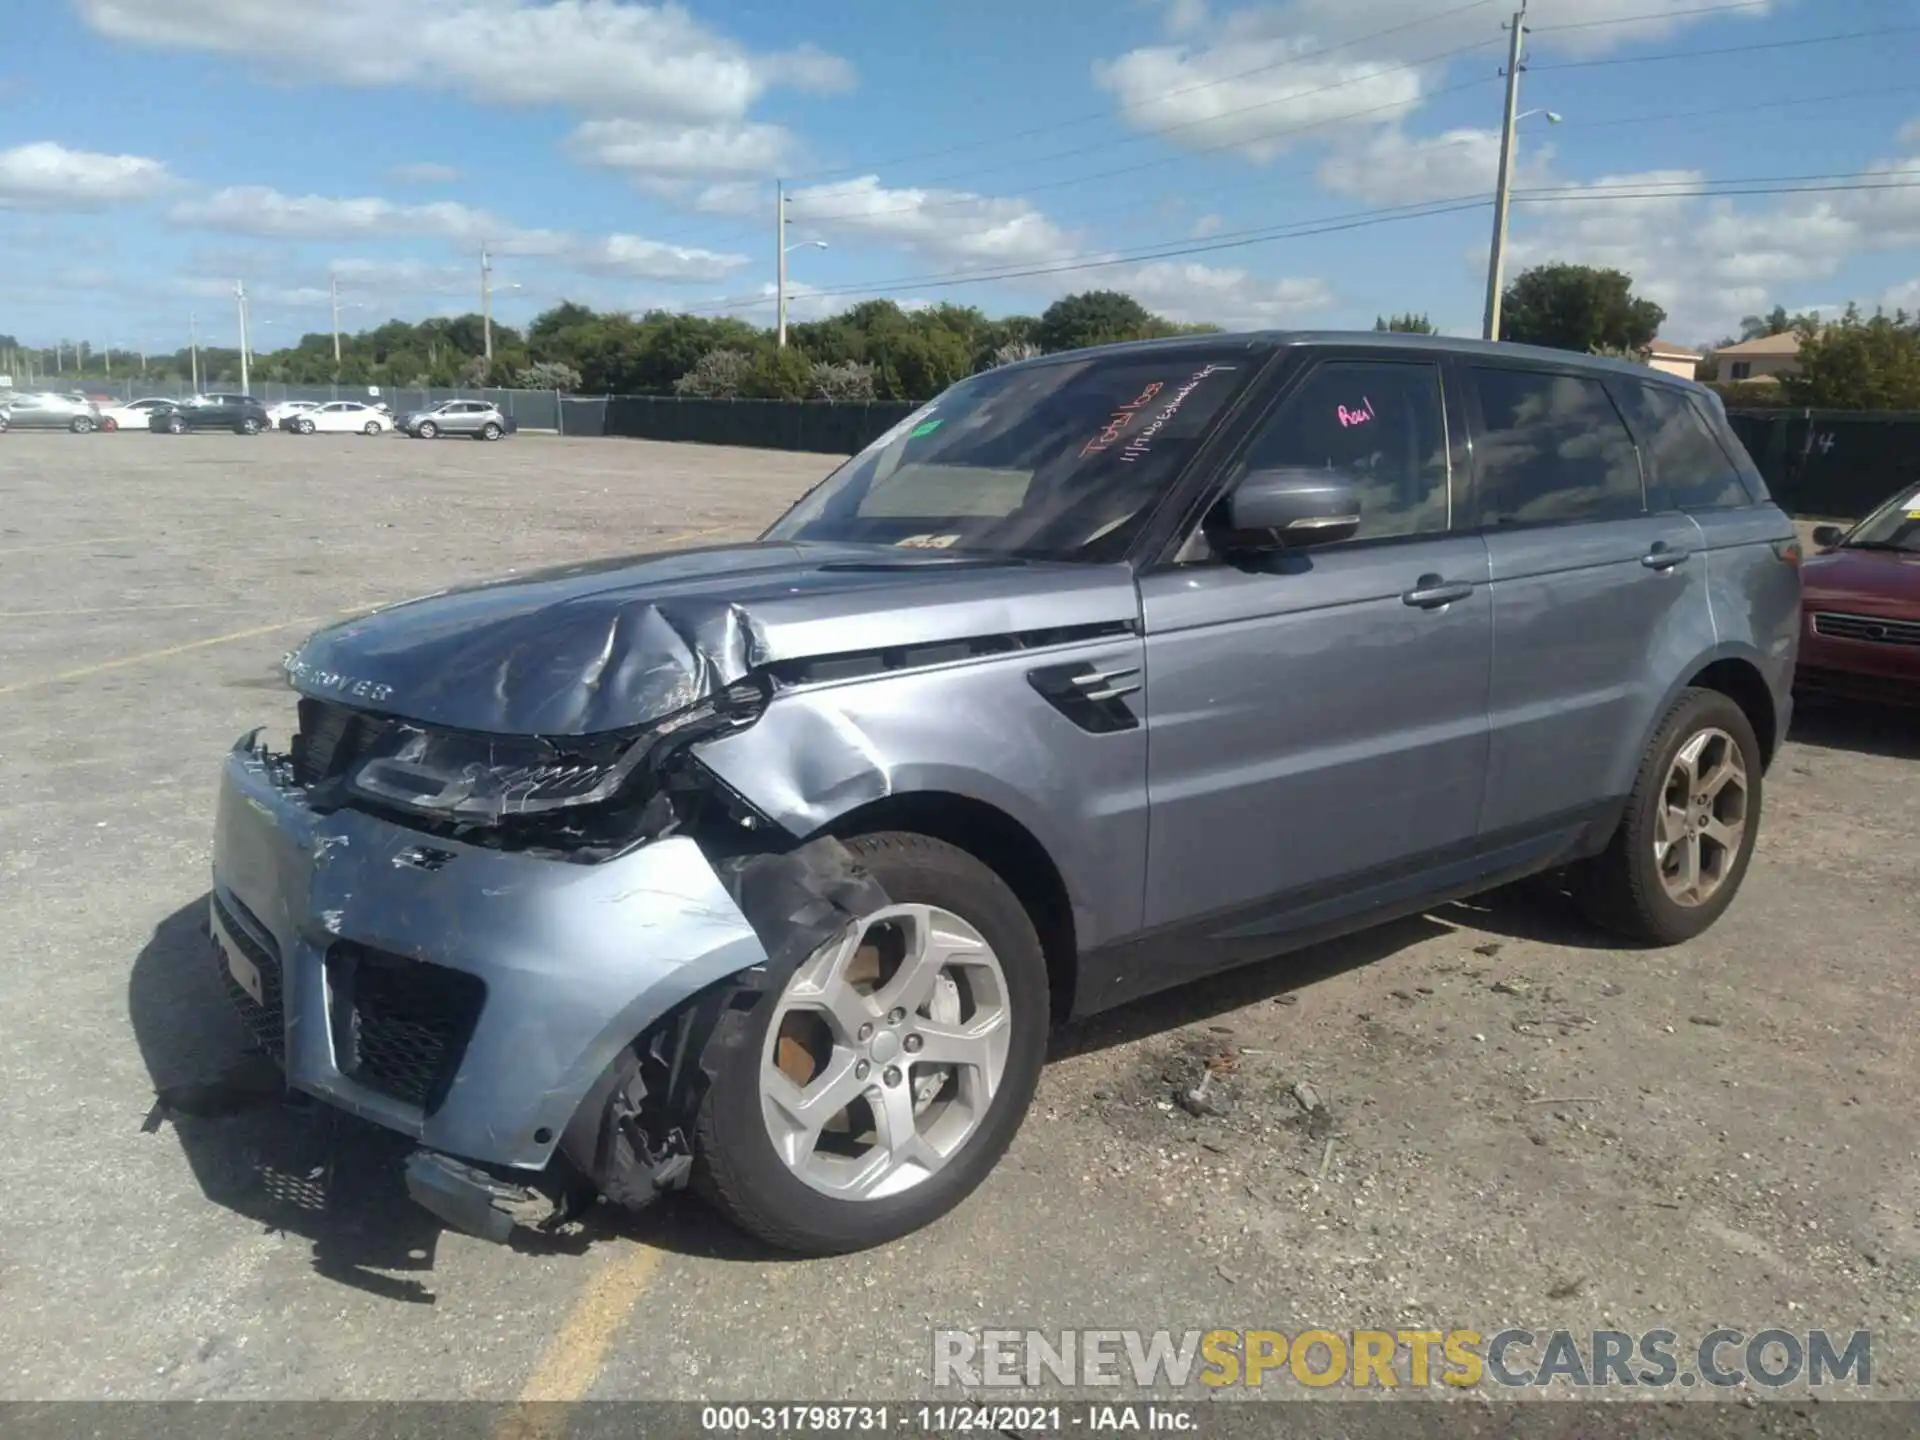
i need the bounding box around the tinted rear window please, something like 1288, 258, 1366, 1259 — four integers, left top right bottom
1471, 368, 1644, 526
1614, 380, 1753, 510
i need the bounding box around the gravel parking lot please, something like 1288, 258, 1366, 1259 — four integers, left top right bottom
2, 430, 1918, 1406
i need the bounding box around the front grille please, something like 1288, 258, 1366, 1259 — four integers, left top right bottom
327, 944, 486, 1111
212, 894, 285, 1060
293, 698, 391, 785
1812, 611, 1920, 647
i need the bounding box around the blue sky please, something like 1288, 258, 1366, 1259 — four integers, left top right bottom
2, 0, 1918, 355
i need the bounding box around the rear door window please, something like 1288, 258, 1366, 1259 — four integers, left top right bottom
1614, 380, 1752, 510
1470, 368, 1644, 526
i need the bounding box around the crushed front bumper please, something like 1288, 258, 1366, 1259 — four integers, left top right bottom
209, 732, 769, 1174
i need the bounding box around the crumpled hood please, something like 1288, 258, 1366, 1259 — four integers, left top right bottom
284, 540, 1139, 735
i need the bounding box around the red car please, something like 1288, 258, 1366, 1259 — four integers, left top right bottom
1796, 483, 1920, 706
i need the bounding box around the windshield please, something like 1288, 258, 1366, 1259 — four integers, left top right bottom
762, 347, 1261, 562
1842, 485, 1920, 553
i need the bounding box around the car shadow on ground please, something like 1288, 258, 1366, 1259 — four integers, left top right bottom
129, 878, 1627, 1279
1787, 695, 1920, 761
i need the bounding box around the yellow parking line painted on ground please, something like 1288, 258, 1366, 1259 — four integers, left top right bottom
0, 601, 254, 619
0, 615, 331, 697
499, 1243, 665, 1436
0, 523, 743, 699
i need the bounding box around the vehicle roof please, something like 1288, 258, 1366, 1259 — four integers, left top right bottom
1009, 329, 1714, 396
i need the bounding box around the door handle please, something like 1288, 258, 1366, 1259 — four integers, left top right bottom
1402, 575, 1474, 609
1642, 543, 1690, 570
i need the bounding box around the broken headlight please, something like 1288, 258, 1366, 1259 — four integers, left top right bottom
340, 679, 768, 824
347, 727, 646, 821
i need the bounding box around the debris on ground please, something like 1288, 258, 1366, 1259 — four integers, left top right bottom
1490, 978, 1529, 997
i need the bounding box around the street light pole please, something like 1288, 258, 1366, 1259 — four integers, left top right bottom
236, 280, 251, 394
1481, 0, 1528, 343
331, 272, 342, 367
775, 181, 788, 348
481, 243, 493, 364
190, 312, 200, 392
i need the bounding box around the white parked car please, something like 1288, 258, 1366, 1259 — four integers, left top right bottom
286, 400, 392, 435
98, 397, 175, 431
268, 400, 322, 426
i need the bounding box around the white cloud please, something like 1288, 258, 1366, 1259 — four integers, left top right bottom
563, 117, 795, 208
785, 175, 1079, 270
169, 186, 749, 282
0, 141, 173, 209
1497, 158, 1913, 341
1900, 118, 1920, 150
1097, 0, 1776, 161
76, 0, 853, 123
385, 161, 462, 185
1315, 125, 1549, 206
1191, 213, 1223, 238
1108, 259, 1334, 327
1094, 41, 1423, 162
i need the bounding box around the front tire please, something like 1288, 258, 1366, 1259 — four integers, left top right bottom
70, 416, 95, 433
166, 415, 186, 434
694, 832, 1049, 1255
416, 420, 438, 439
101, 417, 118, 432
1576, 687, 1763, 945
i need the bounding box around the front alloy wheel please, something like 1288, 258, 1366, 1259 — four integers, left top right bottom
166, 415, 186, 434
694, 832, 1048, 1254
416, 420, 438, 439
760, 903, 1013, 1201
1654, 727, 1749, 908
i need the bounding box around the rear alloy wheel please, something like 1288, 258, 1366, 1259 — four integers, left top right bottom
295, 418, 315, 434
363, 420, 381, 435
238, 417, 261, 435
1577, 687, 1763, 945
695, 833, 1048, 1254
479, 421, 502, 441
70, 416, 96, 434
416, 420, 439, 439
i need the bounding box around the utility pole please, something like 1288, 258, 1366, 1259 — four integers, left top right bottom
331, 272, 342, 367
104, 345, 111, 378
775, 180, 788, 348
1482, 0, 1528, 343
189, 312, 200, 392
236, 280, 251, 395
481, 243, 493, 364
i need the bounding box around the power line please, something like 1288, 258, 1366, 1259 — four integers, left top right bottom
789, 0, 1500, 188
1562, 78, 1920, 128
680, 171, 1920, 317
787, 73, 1500, 227
1531, 0, 1771, 32
1532, 20, 1920, 69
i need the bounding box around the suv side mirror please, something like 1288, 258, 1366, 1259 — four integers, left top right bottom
1217, 468, 1362, 550
1811, 523, 1845, 549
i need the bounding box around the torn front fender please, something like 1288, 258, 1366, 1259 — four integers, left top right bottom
558, 836, 890, 1210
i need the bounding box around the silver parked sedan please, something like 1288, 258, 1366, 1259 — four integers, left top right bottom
0, 390, 103, 433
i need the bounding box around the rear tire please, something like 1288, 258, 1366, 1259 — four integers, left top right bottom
1576, 687, 1763, 945
238, 417, 260, 435
363, 420, 381, 435
479, 421, 502, 441
694, 832, 1049, 1255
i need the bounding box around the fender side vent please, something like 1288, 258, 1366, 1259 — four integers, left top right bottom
1027, 662, 1142, 734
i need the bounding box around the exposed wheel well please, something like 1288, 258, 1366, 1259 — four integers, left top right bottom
823, 793, 1077, 1024
1687, 657, 1779, 768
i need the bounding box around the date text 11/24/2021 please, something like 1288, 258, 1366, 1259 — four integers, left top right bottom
699, 1404, 1198, 1432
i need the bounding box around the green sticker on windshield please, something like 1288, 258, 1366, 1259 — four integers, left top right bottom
909, 419, 943, 438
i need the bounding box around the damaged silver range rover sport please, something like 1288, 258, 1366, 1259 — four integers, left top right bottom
210, 332, 1800, 1253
